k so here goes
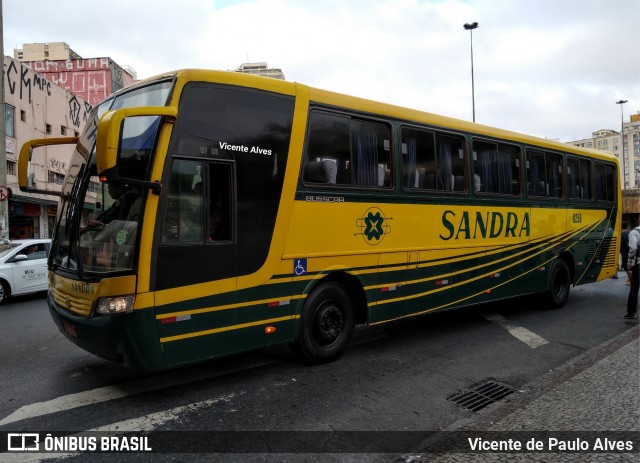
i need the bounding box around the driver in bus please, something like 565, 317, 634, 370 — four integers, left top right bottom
82, 183, 141, 232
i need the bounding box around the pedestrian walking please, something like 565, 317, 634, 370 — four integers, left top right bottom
625, 222, 640, 319
621, 222, 631, 285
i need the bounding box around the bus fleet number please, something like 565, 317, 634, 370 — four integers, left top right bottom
572, 213, 582, 224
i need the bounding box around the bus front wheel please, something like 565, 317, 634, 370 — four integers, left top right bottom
293, 282, 355, 364
546, 258, 571, 309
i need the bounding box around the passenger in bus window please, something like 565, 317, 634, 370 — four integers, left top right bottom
208, 206, 226, 241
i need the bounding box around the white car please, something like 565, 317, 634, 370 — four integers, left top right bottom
0, 239, 51, 303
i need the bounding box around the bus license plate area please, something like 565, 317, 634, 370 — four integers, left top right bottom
62, 319, 79, 338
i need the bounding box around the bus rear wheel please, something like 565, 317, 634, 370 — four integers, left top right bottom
293, 282, 355, 364
546, 258, 570, 308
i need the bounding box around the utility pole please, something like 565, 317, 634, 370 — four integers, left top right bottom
0, 0, 9, 242
464, 22, 479, 122
616, 99, 628, 189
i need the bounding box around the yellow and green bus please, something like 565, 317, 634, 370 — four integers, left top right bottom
19, 70, 620, 370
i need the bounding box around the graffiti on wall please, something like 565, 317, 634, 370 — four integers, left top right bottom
50, 158, 68, 173
69, 96, 82, 127
4, 57, 92, 129
22, 57, 136, 107
5, 59, 52, 103
28, 58, 112, 73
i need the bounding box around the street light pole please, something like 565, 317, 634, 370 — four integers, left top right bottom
464, 21, 479, 122
617, 99, 628, 189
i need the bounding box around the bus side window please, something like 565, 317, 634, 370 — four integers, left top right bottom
527, 150, 547, 197
568, 157, 592, 200
436, 133, 466, 192
162, 159, 204, 244
303, 111, 391, 188
580, 160, 592, 200
567, 158, 580, 199
401, 127, 436, 190
498, 143, 520, 195
208, 163, 233, 242
350, 119, 392, 188
546, 153, 564, 199
473, 140, 498, 193
595, 162, 616, 202
304, 112, 351, 185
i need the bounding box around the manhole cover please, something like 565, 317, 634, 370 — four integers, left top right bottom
449, 380, 515, 412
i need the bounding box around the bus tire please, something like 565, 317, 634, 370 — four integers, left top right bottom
546, 258, 570, 309
294, 282, 355, 364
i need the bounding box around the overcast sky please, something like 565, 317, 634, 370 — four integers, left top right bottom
3, 0, 639, 142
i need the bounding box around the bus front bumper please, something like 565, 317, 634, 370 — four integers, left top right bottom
47, 293, 166, 370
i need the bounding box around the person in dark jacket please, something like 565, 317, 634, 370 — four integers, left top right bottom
625, 223, 640, 319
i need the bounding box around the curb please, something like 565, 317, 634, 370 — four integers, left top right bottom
447, 325, 640, 432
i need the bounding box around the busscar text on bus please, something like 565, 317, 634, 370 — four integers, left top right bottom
18, 69, 620, 370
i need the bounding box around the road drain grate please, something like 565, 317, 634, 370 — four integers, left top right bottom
449, 380, 516, 412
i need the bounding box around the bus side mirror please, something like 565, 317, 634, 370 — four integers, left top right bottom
18, 137, 79, 195
96, 106, 177, 190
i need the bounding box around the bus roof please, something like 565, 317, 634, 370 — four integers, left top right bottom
131, 69, 617, 164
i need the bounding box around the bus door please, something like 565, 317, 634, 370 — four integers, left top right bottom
154, 159, 237, 366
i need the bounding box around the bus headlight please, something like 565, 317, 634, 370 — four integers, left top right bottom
96, 295, 135, 315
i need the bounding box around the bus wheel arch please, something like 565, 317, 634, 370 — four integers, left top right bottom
292, 272, 367, 364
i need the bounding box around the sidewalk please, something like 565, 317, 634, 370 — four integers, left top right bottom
404, 325, 640, 462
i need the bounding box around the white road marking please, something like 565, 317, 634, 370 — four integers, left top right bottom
483, 312, 550, 349
2, 392, 242, 463
0, 358, 276, 427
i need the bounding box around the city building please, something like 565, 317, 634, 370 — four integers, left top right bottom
234, 62, 285, 80
14, 42, 82, 61
4, 56, 91, 239
567, 113, 640, 190
15, 42, 137, 107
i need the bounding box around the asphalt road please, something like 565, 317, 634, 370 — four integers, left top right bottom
0, 274, 635, 462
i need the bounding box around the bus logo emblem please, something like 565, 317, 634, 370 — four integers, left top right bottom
356, 207, 391, 245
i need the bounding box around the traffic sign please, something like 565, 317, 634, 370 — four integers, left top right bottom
0, 186, 9, 201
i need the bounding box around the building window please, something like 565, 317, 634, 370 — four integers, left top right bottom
48, 171, 65, 185
45, 124, 52, 135
20, 110, 26, 122
61, 126, 66, 136
6, 160, 16, 176
5, 104, 15, 137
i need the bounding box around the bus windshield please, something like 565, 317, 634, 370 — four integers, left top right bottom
50, 80, 173, 276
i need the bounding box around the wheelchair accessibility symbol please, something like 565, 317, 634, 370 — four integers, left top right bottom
294, 258, 307, 276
